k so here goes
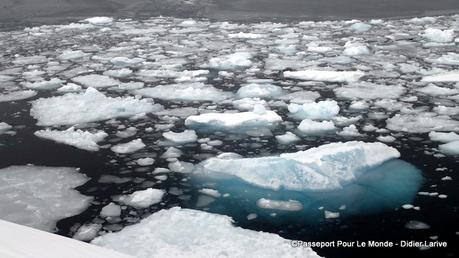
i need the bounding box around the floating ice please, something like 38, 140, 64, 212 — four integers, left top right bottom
284, 70, 364, 82
111, 139, 146, 154
57, 83, 83, 92
0, 122, 13, 134
72, 74, 120, 88
438, 141, 459, 156
275, 132, 301, 145
422, 71, 459, 82
84, 17, 113, 26
337, 124, 363, 137
194, 141, 401, 191
416, 84, 459, 96
422, 28, 455, 43
92, 207, 319, 258
0, 165, 91, 231
135, 83, 232, 102
298, 119, 336, 134
163, 130, 198, 144
58, 50, 90, 60
0, 90, 37, 102
30, 87, 161, 126
429, 131, 459, 143
136, 158, 155, 166
185, 106, 282, 132
236, 83, 284, 99
100, 203, 121, 218
208, 52, 253, 70
22, 78, 64, 90
405, 220, 431, 230
34, 127, 108, 151
256, 199, 303, 211
343, 42, 370, 56
386, 114, 459, 133
334, 83, 405, 100
73, 223, 102, 241
288, 101, 340, 120
349, 22, 372, 32
117, 188, 164, 208
427, 52, 459, 66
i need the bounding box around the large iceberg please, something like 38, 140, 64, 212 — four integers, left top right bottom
0, 165, 92, 231
194, 141, 400, 191
92, 207, 319, 258
30, 87, 162, 126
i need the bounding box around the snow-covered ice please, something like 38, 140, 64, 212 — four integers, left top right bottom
117, 188, 165, 208
288, 101, 340, 120
135, 83, 232, 102
163, 130, 198, 144
284, 70, 364, 82
111, 139, 146, 154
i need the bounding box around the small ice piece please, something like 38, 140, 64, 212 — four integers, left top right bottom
161, 147, 183, 159
337, 125, 363, 137
428, 52, 459, 66
34, 127, 108, 151
168, 161, 194, 173
84, 17, 113, 26
23, 78, 64, 90
405, 220, 431, 230
136, 158, 155, 166
0, 122, 13, 134
58, 50, 90, 60
284, 70, 364, 82
236, 83, 284, 99
31, 87, 160, 126
288, 101, 340, 120
73, 224, 102, 241
438, 141, 459, 155
185, 106, 282, 132
350, 22, 371, 32
377, 135, 396, 143
324, 211, 340, 219
349, 101, 369, 110
57, 83, 83, 92
208, 52, 253, 70
276, 132, 301, 145
100, 203, 121, 217
72, 74, 119, 88
92, 207, 320, 258
0, 90, 37, 102
429, 132, 459, 143
116, 127, 137, 138
111, 139, 146, 154
256, 198, 303, 211
386, 114, 459, 133
117, 188, 164, 208
343, 41, 370, 56
13, 55, 47, 65
110, 57, 144, 67
298, 119, 336, 134
247, 213, 258, 220
198, 188, 221, 198
163, 130, 198, 144
104, 68, 133, 78
416, 84, 458, 96
422, 28, 454, 43
232, 98, 267, 111
422, 71, 459, 82
402, 204, 414, 209
334, 83, 405, 100
135, 83, 232, 102
0, 165, 92, 231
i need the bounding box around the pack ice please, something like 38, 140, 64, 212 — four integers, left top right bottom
0, 165, 92, 231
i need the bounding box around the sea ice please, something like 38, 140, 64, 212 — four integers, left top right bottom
275, 132, 301, 145
34, 127, 108, 151
422, 71, 459, 82
163, 130, 198, 144
92, 207, 319, 258
117, 188, 164, 208
429, 131, 459, 143
208, 52, 253, 70
334, 83, 405, 100
0, 90, 37, 102
288, 101, 340, 120
135, 83, 232, 102
111, 139, 146, 154
422, 28, 455, 43
298, 119, 336, 134
72, 74, 120, 88
0, 165, 91, 231
438, 141, 459, 155
284, 70, 364, 82
30, 87, 161, 126
386, 114, 459, 133
256, 199, 303, 211
236, 83, 284, 99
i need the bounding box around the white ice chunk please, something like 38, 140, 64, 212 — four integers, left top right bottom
288, 100, 340, 120
163, 130, 198, 144
208, 52, 253, 70
275, 132, 301, 145
422, 71, 459, 82
135, 83, 232, 102
117, 188, 164, 208
334, 83, 405, 100
0, 165, 91, 231
386, 114, 459, 133
438, 141, 459, 156
195, 141, 400, 191
84, 17, 113, 26
0, 90, 37, 102
256, 198, 303, 211
111, 139, 146, 154
422, 28, 454, 43
34, 127, 108, 151
298, 119, 336, 134
100, 203, 121, 217
429, 131, 459, 143
92, 207, 319, 258
284, 70, 364, 82
31, 87, 160, 126
72, 74, 120, 88
236, 83, 284, 99
23, 78, 64, 90
343, 41, 370, 56
136, 158, 155, 166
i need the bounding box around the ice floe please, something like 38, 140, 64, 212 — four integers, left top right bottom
34, 127, 108, 151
